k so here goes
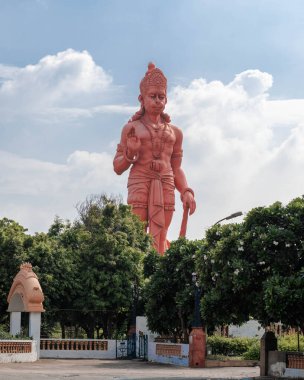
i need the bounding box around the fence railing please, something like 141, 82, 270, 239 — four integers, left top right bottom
148, 342, 189, 367
287, 352, 304, 369
0, 341, 32, 354
156, 343, 182, 357
40, 339, 108, 351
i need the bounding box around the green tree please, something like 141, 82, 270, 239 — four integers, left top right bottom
241, 197, 304, 327
0, 218, 28, 323
264, 274, 304, 329
265, 197, 304, 329
198, 197, 304, 330
73, 194, 150, 338
197, 223, 250, 329
144, 238, 202, 342
26, 218, 81, 337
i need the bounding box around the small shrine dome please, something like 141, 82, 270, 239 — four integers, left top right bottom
7, 263, 45, 312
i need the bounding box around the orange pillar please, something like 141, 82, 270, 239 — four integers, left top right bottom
189, 327, 206, 368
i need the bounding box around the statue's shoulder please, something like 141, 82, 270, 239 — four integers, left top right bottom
168, 123, 183, 137
122, 120, 141, 134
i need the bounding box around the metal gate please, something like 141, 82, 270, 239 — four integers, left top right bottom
138, 335, 148, 360
127, 333, 136, 358
116, 333, 136, 359
116, 334, 147, 360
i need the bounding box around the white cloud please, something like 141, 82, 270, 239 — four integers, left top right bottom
0, 50, 132, 231
0, 149, 127, 232
0, 49, 111, 100
38, 104, 138, 122
228, 69, 273, 97
166, 70, 304, 239
1, 56, 304, 241
0, 49, 129, 123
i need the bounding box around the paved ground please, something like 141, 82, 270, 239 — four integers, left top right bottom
0, 359, 260, 380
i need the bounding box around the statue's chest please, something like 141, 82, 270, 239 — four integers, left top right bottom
141, 125, 175, 160
139, 124, 176, 149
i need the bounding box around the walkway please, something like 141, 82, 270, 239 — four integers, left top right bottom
0, 359, 260, 380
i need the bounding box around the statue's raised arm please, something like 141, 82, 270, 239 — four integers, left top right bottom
113, 63, 196, 254
113, 125, 141, 175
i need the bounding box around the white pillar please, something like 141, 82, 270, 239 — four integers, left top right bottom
10, 311, 21, 336
29, 312, 41, 357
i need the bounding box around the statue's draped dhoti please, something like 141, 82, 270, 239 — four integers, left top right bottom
127, 166, 175, 247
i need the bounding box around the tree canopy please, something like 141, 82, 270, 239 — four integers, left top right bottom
0, 218, 28, 323
0, 194, 152, 338
1, 195, 303, 337
144, 238, 202, 342
197, 197, 304, 330
73, 194, 150, 338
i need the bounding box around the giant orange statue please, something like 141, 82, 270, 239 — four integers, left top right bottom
113, 63, 196, 254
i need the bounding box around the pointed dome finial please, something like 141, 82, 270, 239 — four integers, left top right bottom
148, 62, 156, 72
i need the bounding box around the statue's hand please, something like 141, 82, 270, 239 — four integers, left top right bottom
126, 126, 141, 157
183, 190, 196, 215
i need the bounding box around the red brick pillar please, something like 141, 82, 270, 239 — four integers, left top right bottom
189, 327, 206, 368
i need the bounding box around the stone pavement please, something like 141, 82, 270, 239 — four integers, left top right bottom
0, 359, 260, 380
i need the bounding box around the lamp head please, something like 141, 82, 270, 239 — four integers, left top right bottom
192, 272, 197, 283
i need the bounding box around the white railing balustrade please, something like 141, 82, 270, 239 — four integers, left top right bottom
40, 339, 108, 351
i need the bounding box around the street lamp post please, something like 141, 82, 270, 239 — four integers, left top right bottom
189, 272, 206, 368
127, 283, 137, 359
214, 211, 243, 225
192, 272, 202, 328
131, 283, 137, 329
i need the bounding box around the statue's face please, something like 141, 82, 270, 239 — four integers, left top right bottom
140, 86, 167, 116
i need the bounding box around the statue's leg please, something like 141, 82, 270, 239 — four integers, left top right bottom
158, 210, 174, 254
127, 181, 149, 230
131, 205, 172, 254
131, 207, 148, 231
157, 182, 175, 254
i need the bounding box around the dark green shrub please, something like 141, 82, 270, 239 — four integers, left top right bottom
207, 335, 259, 358
0, 325, 11, 340
0, 324, 32, 340
242, 340, 260, 360
278, 334, 304, 352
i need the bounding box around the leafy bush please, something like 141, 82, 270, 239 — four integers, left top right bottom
0, 324, 32, 340
207, 354, 242, 360
207, 335, 260, 359
207, 333, 304, 361
242, 340, 260, 360
278, 334, 304, 352
0, 325, 12, 340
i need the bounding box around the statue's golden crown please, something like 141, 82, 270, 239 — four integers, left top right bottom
140, 62, 167, 94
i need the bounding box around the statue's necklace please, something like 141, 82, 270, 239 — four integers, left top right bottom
141, 120, 167, 159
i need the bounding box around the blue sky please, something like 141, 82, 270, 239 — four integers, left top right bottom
2, 0, 304, 97
1, 0, 304, 239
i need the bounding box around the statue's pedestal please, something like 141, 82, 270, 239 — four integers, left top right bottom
189, 327, 206, 368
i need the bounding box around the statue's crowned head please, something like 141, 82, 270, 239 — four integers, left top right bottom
129, 62, 170, 123
140, 62, 167, 95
